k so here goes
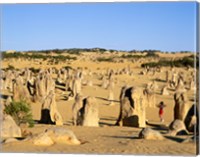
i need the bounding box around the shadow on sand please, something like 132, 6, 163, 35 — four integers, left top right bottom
95, 96, 120, 103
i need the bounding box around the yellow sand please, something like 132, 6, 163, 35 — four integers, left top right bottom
1, 52, 197, 155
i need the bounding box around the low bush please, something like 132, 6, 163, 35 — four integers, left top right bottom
4, 100, 34, 127
7, 64, 15, 70
145, 52, 159, 58
96, 57, 114, 62
141, 55, 198, 68
120, 54, 143, 59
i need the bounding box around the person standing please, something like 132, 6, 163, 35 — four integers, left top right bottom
157, 101, 166, 122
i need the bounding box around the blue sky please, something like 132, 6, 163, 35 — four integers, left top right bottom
1, 2, 198, 52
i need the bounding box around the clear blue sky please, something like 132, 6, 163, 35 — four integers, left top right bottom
1, 2, 198, 52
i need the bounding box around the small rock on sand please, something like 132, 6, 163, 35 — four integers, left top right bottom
138, 128, 164, 140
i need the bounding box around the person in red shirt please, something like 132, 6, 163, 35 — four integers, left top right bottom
157, 101, 166, 122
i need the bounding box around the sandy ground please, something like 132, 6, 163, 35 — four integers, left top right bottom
0, 52, 198, 155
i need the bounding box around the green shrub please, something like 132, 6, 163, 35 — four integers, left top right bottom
2, 51, 77, 61
141, 62, 160, 68
4, 100, 34, 127
145, 52, 159, 58
7, 64, 15, 70
96, 57, 114, 62
120, 54, 143, 59
175, 56, 196, 67
53, 55, 77, 61
66, 49, 80, 55
141, 55, 198, 68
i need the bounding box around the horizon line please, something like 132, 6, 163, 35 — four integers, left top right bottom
1, 47, 195, 53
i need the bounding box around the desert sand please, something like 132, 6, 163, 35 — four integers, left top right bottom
0, 51, 198, 155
